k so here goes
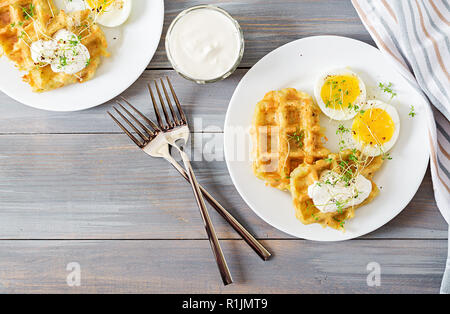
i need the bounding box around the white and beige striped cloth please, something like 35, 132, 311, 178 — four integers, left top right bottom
351, 0, 449, 293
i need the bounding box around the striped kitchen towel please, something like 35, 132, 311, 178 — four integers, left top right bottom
351, 0, 449, 293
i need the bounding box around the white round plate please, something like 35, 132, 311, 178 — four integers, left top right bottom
224, 36, 429, 241
0, 0, 164, 111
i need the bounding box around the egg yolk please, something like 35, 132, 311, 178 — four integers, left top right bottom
320, 75, 360, 110
86, 0, 113, 11
352, 108, 395, 146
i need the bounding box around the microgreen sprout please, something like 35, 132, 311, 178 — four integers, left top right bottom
288, 128, 305, 149
379, 82, 397, 99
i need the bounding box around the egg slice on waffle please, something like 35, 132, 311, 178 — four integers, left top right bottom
86, 0, 132, 27
350, 100, 400, 157
314, 68, 366, 121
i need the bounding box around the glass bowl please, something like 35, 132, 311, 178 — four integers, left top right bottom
165, 5, 245, 84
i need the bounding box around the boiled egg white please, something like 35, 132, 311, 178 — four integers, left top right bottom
53, 0, 86, 12
314, 68, 366, 121
349, 100, 400, 157
86, 0, 132, 27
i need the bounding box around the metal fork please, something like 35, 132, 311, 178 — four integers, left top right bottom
149, 78, 232, 285
110, 97, 231, 285
108, 78, 271, 284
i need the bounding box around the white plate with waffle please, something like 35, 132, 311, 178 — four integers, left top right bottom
0, 0, 164, 111
224, 36, 429, 241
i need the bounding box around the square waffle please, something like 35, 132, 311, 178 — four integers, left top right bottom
0, 0, 109, 92
289, 150, 384, 230
251, 88, 330, 190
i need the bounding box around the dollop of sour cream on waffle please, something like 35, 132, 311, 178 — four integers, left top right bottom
31, 29, 90, 75
307, 170, 372, 213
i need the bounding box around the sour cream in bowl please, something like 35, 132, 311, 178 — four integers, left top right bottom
165, 5, 244, 84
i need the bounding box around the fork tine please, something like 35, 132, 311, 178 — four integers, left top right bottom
166, 76, 187, 124
108, 111, 143, 148
117, 101, 155, 137
113, 107, 149, 142
160, 78, 181, 126
147, 83, 166, 130
154, 80, 175, 129
119, 97, 161, 132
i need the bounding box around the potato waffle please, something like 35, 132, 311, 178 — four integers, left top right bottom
290, 150, 384, 230
0, 0, 109, 92
251, 88, 330, 190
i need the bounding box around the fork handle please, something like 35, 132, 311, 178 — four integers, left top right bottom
176, 148, 233, 286
165, 156, 271, 261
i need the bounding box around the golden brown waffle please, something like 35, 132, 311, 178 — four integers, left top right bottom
0, 0, 109, 92
290, 150, 384, 230
251, 88, 330, 190
0, 0, 56, 67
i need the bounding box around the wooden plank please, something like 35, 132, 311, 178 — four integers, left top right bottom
0, 69, 241, 134
0, 0, 444, 295
0, 134, 445, 240
0, 239, 445, 293
150, 0, 375, 68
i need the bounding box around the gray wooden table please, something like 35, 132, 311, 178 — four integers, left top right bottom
0, 0, 447, 294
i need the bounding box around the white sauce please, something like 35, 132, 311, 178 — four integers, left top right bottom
307, 170, 372, 213
167, 8, 241, 81
31, 29, 90, 75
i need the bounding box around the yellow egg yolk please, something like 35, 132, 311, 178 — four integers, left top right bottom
352, 108, 395, 146
86, 0, 113, 12
320, 75, 361, 110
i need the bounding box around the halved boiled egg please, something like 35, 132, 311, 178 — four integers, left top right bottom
350, 100, 400, 157
86, 0, 132, 27
314, 68, 366, 121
